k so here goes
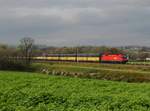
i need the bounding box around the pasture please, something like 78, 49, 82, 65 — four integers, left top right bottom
0, 71, 150, 111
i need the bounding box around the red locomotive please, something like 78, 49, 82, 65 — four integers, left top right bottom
100, 54, 128, 63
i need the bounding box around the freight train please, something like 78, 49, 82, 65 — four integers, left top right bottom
34, 53, 128, 64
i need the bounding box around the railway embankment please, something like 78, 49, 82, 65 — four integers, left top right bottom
31, 62, 150, 83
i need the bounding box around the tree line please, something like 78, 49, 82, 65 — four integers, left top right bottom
0, 37, 150, 70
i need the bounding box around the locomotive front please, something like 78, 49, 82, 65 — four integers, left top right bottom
101, 54, 128, 63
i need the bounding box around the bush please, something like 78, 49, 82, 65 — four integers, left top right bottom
0, 57, 34, 71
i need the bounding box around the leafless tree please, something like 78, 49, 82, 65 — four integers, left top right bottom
19, 37, 34, 65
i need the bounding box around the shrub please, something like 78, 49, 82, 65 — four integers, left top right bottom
0, 57, 34, 71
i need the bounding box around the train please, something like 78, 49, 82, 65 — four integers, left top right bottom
34, 53, 128, 64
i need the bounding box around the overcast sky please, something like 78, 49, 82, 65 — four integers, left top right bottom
0, 0, 150, 46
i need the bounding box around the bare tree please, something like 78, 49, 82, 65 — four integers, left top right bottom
19, 37, 34, 65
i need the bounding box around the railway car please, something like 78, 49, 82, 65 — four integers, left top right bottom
34, 53, 128, 64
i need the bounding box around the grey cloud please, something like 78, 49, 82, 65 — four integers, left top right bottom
0, 0, 150, 46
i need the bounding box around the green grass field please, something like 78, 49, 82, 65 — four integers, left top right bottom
1, 71, 150, 111
32, 62, 150, 82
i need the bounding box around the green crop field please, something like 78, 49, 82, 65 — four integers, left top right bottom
0, 71, 150, 111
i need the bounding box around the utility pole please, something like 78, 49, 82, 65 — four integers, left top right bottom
75, 47, 78, 62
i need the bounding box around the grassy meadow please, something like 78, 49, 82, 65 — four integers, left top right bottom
1, 71, 150, 111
